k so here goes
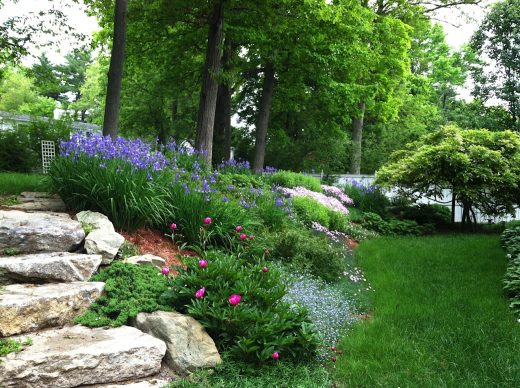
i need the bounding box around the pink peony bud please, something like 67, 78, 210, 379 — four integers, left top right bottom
195, 287, 206, 299
235, 225, 243, 232
228, 294, 241, 305
199, 260, 208, 269
272, 351, 279, 360
249, 235, 254, 240
169, 223, 177, 230
239, 233, 247, 241
332, 356, 337, 363
262, 266, 268, 273
203, 217, 212, 225
331, 346, 336, 352
161, 267, 170, 275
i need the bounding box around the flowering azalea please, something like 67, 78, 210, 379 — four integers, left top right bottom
199, 260, 208, 269
203, 217, 212, 225
195, 287, 206, 299
228, 294, 241, 305
161, 267, 170, 275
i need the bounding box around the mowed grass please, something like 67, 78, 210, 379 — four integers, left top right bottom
0, 172, 51, 195
334, 235, 520, 388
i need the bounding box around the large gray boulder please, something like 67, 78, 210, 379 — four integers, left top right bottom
0, 210, 85, 254
85, 229, 125, 264
74, 210, 115, 232
0, 252, 102, 284
0, 282, 104, 337
0, 325, 167, 387
135, 311, 222, 375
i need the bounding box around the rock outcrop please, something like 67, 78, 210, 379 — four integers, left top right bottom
0, 252, 102, 284
0, 210, 85, 254
0, 282, 105, 336
0, 325, 167, 388
135, 311, 221, 375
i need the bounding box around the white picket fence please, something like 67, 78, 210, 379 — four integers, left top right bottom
311, 173, 520, 224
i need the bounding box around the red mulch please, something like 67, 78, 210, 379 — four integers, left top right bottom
118, 228, 196, 267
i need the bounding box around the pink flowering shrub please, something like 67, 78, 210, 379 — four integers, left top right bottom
321, 185, 354, 206
278, 186, 349, 216
163, 250, 319, 363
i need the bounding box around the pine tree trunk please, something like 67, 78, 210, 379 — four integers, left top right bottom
253, 62, 276, 174
349, 102, 365, 174
102, 0, 127, 139
195, 0, 225, 166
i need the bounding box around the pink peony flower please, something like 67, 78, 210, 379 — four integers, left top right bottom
199, 260, 208, 269
161, 267, 170, 275
195, 287, 206, 299
203, 217, 212, 225
249, 235, 254, 240
235, 225, 243, 232
228, 294, 241, 305
262, 266, 268, 273
169, 223, 177, 230
272, 351, 279, 360
239, 233, 247, 241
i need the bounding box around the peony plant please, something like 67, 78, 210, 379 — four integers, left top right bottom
162, 250, 319, 363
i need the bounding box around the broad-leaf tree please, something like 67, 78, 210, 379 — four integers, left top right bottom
376, 125, 520, 224
470, 0, 520, 130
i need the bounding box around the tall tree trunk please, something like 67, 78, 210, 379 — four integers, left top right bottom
212, 39, 233, 165
349, 102, 366, 174
195, 0, 225, 166
253, 62, 276, 174
103, 0, 127, 139
212, 82, 232, 164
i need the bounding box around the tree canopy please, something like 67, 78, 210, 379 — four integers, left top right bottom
376, 125, 520, 222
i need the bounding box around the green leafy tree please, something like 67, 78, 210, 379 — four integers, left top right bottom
0, 68, 38, 112
470, 0, 520, 130
376, 125, 520, 224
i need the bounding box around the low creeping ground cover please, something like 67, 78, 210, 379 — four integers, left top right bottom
334, 235, 520, 387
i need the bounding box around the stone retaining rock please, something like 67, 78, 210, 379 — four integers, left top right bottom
0, 252, 102, 284
0, 210, 85, 254
123, 254, 166, 269
85, 229, 125, 264
0, 325, 167, 387
74, 210, 115, 232
135, 311, 221, 375
0, 282, 104, 337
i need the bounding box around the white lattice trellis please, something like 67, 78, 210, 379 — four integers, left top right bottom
41, 140, 55, 174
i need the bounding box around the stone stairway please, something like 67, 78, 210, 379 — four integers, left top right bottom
0, 208, 168, 387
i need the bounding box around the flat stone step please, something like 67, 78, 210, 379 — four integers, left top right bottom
11, 192, 67, 212
0, 325, 167, 388
0, 210, 85, 255
0, 252, 102, 284
0, 282, 104, 337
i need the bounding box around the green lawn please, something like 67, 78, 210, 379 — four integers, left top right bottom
333, 235, 520, 387
0, 172, 51, 195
